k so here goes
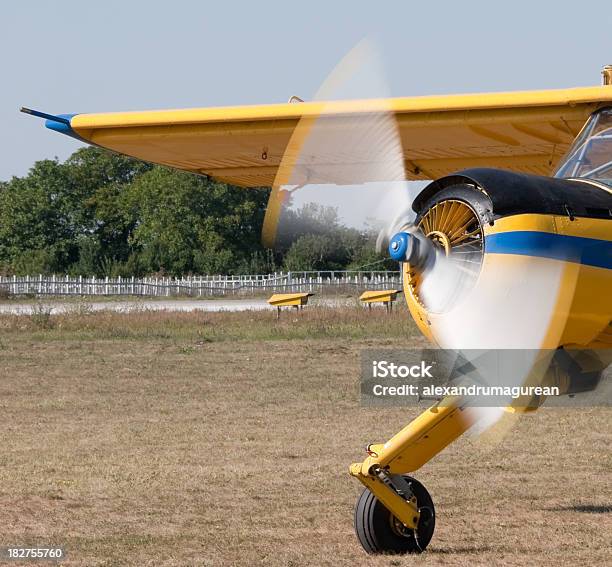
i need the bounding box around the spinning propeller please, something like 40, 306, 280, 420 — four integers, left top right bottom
263, 40, 580, 429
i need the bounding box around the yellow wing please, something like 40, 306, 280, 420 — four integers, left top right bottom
42, 86, 612, 186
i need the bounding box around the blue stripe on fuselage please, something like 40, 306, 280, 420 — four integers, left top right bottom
485, 231, 612, 270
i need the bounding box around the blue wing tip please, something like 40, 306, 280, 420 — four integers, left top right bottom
44, 114, 78, 137
21, 107, 82, 141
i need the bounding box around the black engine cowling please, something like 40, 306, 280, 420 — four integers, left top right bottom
413, 168, 612, 221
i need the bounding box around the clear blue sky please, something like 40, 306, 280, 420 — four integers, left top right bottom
2, 0, 611, 181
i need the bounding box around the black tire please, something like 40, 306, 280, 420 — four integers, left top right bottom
354, 476, 435, 554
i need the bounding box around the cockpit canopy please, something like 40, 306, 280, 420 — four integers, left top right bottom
554, 107, 612, 186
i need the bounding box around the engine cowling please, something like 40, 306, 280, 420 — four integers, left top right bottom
400, 169, 612, 350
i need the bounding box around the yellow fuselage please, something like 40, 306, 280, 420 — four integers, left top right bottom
404, 213, 612, 350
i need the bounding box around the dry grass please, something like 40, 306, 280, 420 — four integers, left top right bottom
0, 308, 610, 566
0, 303, 417, 342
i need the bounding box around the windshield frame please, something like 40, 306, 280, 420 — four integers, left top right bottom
554, 106, 612, 186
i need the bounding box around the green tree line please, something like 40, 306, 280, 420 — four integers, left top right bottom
0, 147, 391, 276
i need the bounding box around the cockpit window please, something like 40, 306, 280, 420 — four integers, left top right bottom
554, 107, 612, 186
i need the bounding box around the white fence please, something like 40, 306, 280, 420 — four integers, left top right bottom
0, 271, 402, 297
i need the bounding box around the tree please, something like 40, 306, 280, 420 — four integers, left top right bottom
0, 148, 154, 275
124, 167, 270, 275
66, 148, 153, 276
0, 145, 394, 276
280, 202, 394, 272
0, 159, 80, 273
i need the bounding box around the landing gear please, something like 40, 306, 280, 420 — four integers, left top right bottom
350, 399, 475, 554
354, 476, 435, 554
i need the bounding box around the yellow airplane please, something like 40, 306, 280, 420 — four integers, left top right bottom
23, 66, 612, 554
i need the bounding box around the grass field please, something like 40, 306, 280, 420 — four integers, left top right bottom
0, 306, 610, 566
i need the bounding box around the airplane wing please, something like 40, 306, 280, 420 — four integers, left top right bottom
26, 86, 612, 186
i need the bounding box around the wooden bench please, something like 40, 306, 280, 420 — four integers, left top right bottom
359, 289, 401, 313
267, 292, 314, 318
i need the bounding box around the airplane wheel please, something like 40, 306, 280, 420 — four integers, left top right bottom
354, 476, 435, 554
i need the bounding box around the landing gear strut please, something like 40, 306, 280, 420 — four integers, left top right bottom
350, 397, 478, 554
354, 475, 435, 554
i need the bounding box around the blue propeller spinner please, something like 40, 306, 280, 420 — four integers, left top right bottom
388, 230, 436, 273
388, 232, 411, 262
